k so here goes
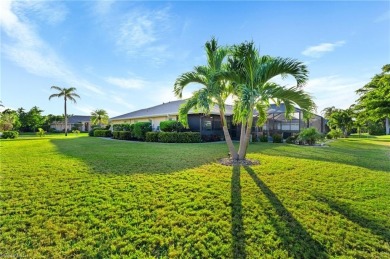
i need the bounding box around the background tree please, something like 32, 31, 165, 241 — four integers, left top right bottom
49, 86, 80, 136
356, 64, 390, 135
174, 37, 238, 159
325, 107, 354, 137
91, 109, 109, 127
25, 106, 45, 132
0, 109, 20, 131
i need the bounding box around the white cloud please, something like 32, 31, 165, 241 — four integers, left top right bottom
105, 77, 147, 89
13, 1, 68, 25
374, 10, 390, 23
302, 41, 346, 58
305, 75, 368, 113
0, 0, 104, 96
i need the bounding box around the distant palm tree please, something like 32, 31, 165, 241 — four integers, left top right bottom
91, 109, 109, 127
49, 86, 80, 136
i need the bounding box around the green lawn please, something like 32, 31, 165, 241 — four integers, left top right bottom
1, 134, 389, 258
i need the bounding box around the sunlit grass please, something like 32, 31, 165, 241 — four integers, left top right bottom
1, 134, 389, 258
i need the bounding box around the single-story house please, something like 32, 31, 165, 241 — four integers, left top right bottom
110, 100, 326, 140
50, 115, 92, 132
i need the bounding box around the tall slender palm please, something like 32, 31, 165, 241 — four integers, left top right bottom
91, 109, 109, 127
227, 42, 315, 159
174, 37, 238, 159
49, 86, 80, 136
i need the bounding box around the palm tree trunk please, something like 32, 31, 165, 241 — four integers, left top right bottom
237, 119, 247, 160
64, 97, 68, 136
238, 110, 254, 160
219, 110, 238, 159
386, 116, 389, 135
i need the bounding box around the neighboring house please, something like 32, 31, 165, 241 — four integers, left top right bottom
110, 100, 326, 140
50, 115, 91, 132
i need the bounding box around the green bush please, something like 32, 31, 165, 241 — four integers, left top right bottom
259, 135, 268, 142
119, 131, 132, 140
89, 127, 105, 137
146, 132, 159, 142
177, 132, 201, 143
1, 131, 19, 139
113, 124, 132, 131
286, 135, 298, 144
160, 120, 184, 132
272, 134, 283, 143
298, 127, 322, 145
368, 123, 385, 136
36, 128, 46, 137
94, 130, 112, 137
113, 131, 120, 139
158, 132, 178, 143
158, 132, 201, 143
327, 129, 343, 139
72, 130, 80, 135
133, 122, 152, 140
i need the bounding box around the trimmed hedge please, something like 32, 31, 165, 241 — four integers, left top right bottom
89, 127, 105, 137
94, 130, 112, 137
113, 131, 120, 139
119, 131, 132, 140
259, 135, 268, 142
286, 135, 298, 144
272, 134, 283, 143
145, 132, 201, 143
133, 122, 152, 140
1, 131, 19, 139
159, 132, 178, 143
160, 120, 184, 132
146, 132, 159, 142
113, 124, 132, 132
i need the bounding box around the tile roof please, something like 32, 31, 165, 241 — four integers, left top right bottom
110, 99, 234, 121
68, 115, 91, 123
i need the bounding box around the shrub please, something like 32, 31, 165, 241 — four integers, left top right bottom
286, 135, 298, 144
158, 132, 201, 143
89, 127, 105, 137
177, 132, 201, 143
133, 122, 152, 140
259, 135, 268, 142
146, 132, 159, 142
201, 134, 221, 142
327, 129, 343, 139
272, 134, 283, 143
72, 130, 80, 135
94, 130, 112, 137
119, 131, 132, 140
113, 131, 120, 139
298, 127, 322, 145
159, 132, 177, 143
113, 124, 131, 132
160, 120, 184, 132
368, 123, 385, 136
1, 131, 19, 139
36, 128, 46, 137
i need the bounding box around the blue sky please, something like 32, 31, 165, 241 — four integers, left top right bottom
1, 0, 389, 117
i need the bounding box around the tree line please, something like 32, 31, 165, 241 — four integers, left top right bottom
0, 86, 109, 133
322, 64, 390, 136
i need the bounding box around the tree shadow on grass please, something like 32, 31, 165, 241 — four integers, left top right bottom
231, 165, 246, 258
247, 142, 390, 172
313, 194, 390, 243
244, 166, 328, 258
50, 137, 228, 174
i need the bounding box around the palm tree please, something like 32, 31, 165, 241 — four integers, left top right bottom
49, 86, 80, 136
91, 109, 109, 127
174, 37, 238, 159
227, 42, 315, 160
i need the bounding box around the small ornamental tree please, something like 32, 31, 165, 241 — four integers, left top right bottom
298, 127, 322, 145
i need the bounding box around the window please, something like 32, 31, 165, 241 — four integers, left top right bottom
202, 120, 212, 130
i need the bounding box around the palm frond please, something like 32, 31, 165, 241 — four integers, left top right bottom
174, 72, 208, 98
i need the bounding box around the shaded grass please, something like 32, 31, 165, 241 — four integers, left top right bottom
1, 135, 389, 258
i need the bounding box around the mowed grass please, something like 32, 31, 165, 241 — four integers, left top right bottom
1, 134, 389, 258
